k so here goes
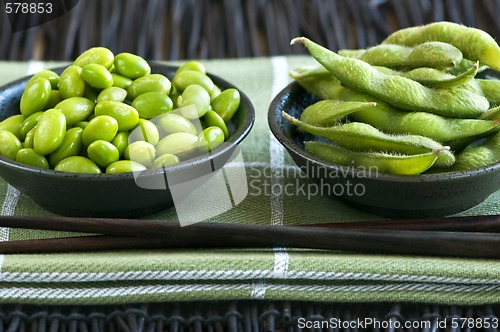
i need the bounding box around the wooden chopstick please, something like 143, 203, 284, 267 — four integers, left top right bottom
0, 214, 499, 237
0, 215, 498, 257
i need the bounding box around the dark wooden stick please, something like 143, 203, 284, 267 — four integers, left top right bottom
0, 215, 499, 237
0, 226, 499, 258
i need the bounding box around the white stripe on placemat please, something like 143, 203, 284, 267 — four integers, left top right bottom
0, 282, 499, 301
0, 61, 43, 271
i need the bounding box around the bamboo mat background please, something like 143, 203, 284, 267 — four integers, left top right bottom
0, 0, 500, 61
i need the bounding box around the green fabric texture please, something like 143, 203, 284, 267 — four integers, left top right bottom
0, 58, 499, 305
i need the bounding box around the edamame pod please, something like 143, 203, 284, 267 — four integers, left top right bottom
480, 105, 500, 121
453, 132, 500, 170
382, 21, 500, 71
284, 112, 455, 167
291, 37, 489, 118
476, 79, 500, 107
288, 66, 346, 100
299, 100, 376, 126
341, 89, 497, 142
33, 108, 66, 155
305, 141, 443, 175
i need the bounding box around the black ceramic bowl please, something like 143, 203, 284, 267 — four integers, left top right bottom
0, 64, 254, 217
268, 81, 500, 218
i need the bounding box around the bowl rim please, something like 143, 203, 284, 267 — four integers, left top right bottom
0, 63, 255, 181
268, 80, 500, 183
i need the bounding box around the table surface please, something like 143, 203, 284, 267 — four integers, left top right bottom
0, 57, 499, 306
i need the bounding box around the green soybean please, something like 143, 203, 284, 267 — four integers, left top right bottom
157, 113, 198, 135
111, 73, 133, 90
82, 115, 119, 146
94, 101, 139, 131
288, 66, 346, 100
106, 160, 147, 174
20, 77, 51, 117
284, 112, 455, 167
305, 141, 442, 175
210, 88, 240, 123
81, 63, 113, 89
198, 126, 225, 152
150, 153, 180, 169
177, 84, 211, 119
97, 87, 127, 103
58, 65, 86, 99
0, 130, 22, 160
20, 111, 43, 139
54, 156, 102, 174
111, 132, 129, 159
33, 108, 66, 155
46, 90, 62, 109
16, 148, 49, 169
114, 52, 151, 79
0, 114, 25, 140
127, 74, 172, 99
176, 61, 206, 74
203, 110, 229, 139
23, 129, 34, 148
173, 70, 215, 95
55, 96, 95, 126
299, 100, 376, 126
131, 91, 173, 119
87, 140, 120, 168
28, 70, 59, 89
124, 141, 156, 167
49, 127, 83, 167
291, 37, 489, 118
382, 21, 500, 71
129, 119, 160, 145
341, 89, 497, 142
156, 132, 199, 158
74, 47, 114, 69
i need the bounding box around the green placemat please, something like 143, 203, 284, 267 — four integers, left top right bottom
0, 57, 499, 305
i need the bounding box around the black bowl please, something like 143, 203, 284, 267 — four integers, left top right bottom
268, 81, 500, 218
0, 64, 255, 217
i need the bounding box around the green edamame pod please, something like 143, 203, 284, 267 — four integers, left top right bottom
291, 37, 489, 118
0, 114, 25, 140
305, 141, 443, 175
284, 112, 455, 167
16, 148, 49, 169
58, 65, 86, 99
127, 74, 172, 99
341, 89, 497, 142
106, 160, 147, 174
74, 47, 114, 69
20, 77, 51, 117
453, 132, 500, 170
55, 156, 102, 174
0, 130, 22, 160
55, 96, 95, 126
480, 105, 500, 121
49, 127, 83, 167
289, 66, 346, 100
382, 21, 500, 71
33, 108, 66, 155
210, 88, 240, 123
81, 63, 113, 89
299, 100, 376, 126
476, 79, 500, 107
114, 52, 151, 79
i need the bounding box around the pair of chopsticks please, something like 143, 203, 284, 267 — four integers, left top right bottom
0, 215, 498, 258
